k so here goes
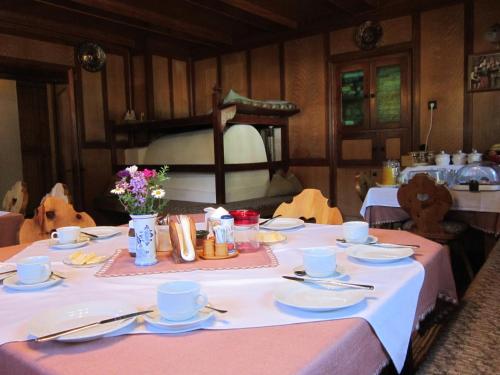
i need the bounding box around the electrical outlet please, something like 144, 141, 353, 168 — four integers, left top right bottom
428, 100, 437, 110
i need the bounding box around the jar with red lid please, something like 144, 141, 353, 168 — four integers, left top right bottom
229, 210, 260, 251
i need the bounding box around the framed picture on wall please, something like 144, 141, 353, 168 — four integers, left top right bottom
468, 51, 500, 92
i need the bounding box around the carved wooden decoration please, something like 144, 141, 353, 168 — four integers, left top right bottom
274, 189, 343, 225
2, 181, 28, 215
397, 173, 452, 236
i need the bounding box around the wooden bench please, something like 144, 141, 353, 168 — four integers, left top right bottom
417, 239, 500, 374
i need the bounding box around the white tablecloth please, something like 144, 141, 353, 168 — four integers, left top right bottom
360, 187, 500, 217
0, 225, 424, 372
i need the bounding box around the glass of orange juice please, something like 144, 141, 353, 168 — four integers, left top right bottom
382, 160, 400, 186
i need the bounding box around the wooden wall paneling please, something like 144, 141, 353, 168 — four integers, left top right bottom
246, 50, 252, 98
289, 166, 330, 202
412, 12, 421, 150
220, 51, 248, 97
171, 59, 190, 118
168, 57, 175, 118
132, 55, 147, 118
330, 16, 412, 55
81, 148, 112, 216
285, 34, 326, 160
194, 57, 217, 115
151, 55, 171, 119
473, 0, 500, 54
105, 54, 127, 122
81, 68, 106, 142
463, 0, 474, 152
0, 33, 74, 66
472, 91, 500, 152
420, 4, 464, 153
250, 44, 281, 100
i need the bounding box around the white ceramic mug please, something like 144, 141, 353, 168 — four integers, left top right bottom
303, 247, 337, 278
51, 226, 80, 244
16, 256, 51, 284
157, 280, 208, 321
342, 221, 369, 244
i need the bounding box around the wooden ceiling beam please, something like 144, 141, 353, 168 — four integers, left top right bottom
219, 0, 298, 29
326, 0, 377, 15
66, 0, 233, 45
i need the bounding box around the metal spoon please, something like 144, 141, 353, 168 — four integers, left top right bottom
204, 305, 227, 314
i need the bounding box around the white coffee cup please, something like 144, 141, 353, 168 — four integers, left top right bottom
157, 280, 208, 321
303, 247, 337, 278
342, 221, 369, 244
51, 226, 80, 244
16, 256, 51, 284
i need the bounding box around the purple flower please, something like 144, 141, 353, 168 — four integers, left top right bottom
117, 169, 129, 178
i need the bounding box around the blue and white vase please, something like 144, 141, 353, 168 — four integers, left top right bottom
130, 213, 158, 266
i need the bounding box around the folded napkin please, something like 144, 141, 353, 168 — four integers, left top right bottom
204, 207, 230, 219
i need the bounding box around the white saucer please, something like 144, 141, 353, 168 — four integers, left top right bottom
28, 300, 137, 342
347, 244, 414, 263
3, 274, 63, 291
274, 283, 366, 312
82, 226, 122, 239
143, 306, 214, 331
336, 235, 378, 247
49, 238, 90, 250
292, 264, 347, 279
260, 218, 304, 231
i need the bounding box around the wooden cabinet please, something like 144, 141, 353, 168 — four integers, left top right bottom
333, 53, 411, 166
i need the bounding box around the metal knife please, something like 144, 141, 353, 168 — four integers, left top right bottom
34, 310, 153, 342
282, 276, 374, 290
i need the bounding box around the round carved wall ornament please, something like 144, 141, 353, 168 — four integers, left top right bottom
77, 42, 106, 72
355, 21, 383, 50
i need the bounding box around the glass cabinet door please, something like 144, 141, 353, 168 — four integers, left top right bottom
370, 55, 409, 129
337, 63, 369, 130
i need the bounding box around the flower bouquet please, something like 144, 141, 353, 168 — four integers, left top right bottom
111, 165, 169, 266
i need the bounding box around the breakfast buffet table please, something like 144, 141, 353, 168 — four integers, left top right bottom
361, 187, 500, 235
0, 219, 456, 375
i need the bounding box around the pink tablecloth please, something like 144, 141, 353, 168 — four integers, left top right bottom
0, 212, 23, 247
0, 229, 456, 375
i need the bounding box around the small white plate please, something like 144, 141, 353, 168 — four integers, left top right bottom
293, 264, 347, 279
49, 238, 90, 250
260, 218, 304, 231
3, 274, 63, 291
28, 300, 137, 342
82, 226, 122, 239
143, 306, 214, 331
274, 283, 366, 312
336, 235, 378, 247
258, 231, 287, 245
375, 183, 400, 188
347, 244, 414, 263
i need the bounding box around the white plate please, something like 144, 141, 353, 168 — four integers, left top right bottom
143, 306, 214, 331
274, 283, 366, 312
336, 235, 378, 247
3, 274, 63, 291
347, 244, 414, 263
257, 231, 287, 245
292, 264, 347, 279
82, 226, 122, 239
63, 255, 111, 268
375, 183, 400, 188
260, 218, 304, 231
28, 300, 138, 342
49, 238, 89, 250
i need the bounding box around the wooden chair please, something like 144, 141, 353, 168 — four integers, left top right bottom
2, 181, 28, 215
355, 172, 376, 202
273, 189, 343, 225
397, 173, 472, 279
19, 197, 96, 243
43, 182, 73, 204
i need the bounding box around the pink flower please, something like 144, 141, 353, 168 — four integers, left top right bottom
143, 169, 156, 179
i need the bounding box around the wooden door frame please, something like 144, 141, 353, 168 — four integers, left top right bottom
0, 56, 83, 208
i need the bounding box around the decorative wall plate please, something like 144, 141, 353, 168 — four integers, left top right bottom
77, 42, 106, 72
355, 21, 383, 50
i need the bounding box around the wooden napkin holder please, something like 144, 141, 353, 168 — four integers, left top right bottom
169, 216, 197, 263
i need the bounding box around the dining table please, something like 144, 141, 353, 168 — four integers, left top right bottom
361, 187, 500, 235
0, 217, 457, 375
0, 211, 23, 247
